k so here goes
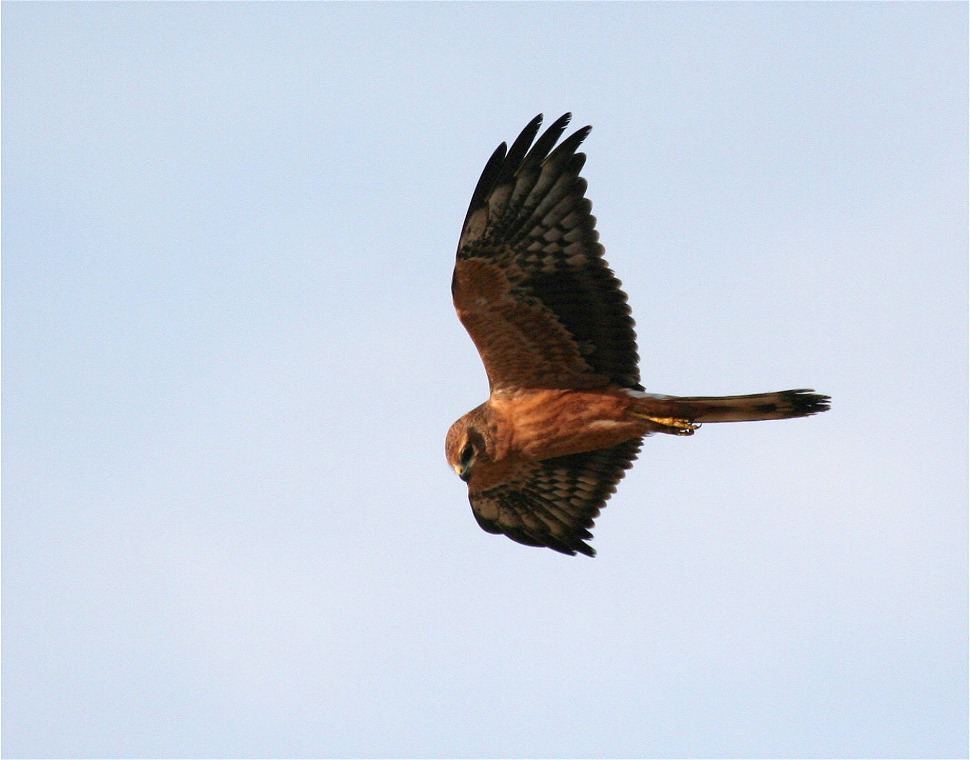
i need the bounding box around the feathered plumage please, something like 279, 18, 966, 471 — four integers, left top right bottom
446, 114, 829, 556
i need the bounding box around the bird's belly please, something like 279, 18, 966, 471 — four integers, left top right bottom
490, 389, 639, 461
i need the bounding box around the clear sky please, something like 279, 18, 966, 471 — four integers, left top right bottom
3, 3, 966, 758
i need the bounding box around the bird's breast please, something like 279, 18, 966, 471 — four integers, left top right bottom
487, 388, 640, 461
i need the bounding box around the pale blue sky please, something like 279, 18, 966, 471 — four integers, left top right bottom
3, 3, 967, 758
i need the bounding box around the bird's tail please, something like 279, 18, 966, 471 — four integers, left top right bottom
628, 389, 830, 435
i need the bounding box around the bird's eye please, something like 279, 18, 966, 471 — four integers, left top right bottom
460, 443, 475, 464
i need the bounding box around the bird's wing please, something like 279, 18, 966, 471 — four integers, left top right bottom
468, 438, 642, 557
452, 113, 641, 392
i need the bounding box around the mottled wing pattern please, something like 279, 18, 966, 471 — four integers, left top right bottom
469, 438, 643, 557
452, 113, 641, 392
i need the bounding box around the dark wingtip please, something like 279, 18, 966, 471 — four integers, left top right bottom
548, 540, 595, 558
460, 140, 508, 230
459, 112, 590, 246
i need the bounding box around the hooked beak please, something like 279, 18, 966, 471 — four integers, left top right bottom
453, 464, 471, 482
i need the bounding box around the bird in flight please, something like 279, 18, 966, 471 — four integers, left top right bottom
445, 113, 829, 557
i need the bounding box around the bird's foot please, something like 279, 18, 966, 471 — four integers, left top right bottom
632, 413, 700, 436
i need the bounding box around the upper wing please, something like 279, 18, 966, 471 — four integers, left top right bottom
452, 113, 641, 392
468, 438, 642, 557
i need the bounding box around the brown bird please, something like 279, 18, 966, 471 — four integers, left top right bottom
445, 113, 829, 557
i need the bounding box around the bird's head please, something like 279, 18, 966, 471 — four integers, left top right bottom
445, 409, 490, 484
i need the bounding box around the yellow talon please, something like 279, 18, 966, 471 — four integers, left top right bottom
631, 413, 699, 435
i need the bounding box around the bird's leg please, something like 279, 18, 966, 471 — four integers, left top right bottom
629, 411, 700, 436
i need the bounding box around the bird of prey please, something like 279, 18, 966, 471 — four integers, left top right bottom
445, 113, 829, 557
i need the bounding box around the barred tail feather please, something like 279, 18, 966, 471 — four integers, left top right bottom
631, 389, 830, 428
